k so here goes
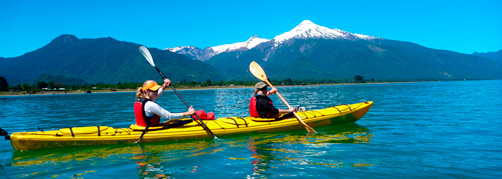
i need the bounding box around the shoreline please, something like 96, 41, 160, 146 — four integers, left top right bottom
0, 81, 432, 97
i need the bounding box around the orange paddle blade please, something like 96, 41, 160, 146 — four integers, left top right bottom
249, 61, 268, 81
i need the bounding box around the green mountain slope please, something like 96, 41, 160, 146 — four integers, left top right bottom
0, 35, 223, 85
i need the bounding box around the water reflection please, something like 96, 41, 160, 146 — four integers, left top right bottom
10, 139, 216, 178
243, 123, 373, 178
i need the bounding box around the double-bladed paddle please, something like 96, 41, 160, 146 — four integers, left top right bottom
249, 61, 317, 134
137, 46, 216, 143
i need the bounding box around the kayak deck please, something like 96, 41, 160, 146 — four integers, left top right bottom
10, 101, 373, 150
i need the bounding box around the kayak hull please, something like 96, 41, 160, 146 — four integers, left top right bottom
10, 101, 373, 150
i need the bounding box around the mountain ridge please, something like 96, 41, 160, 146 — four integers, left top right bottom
205, 37, 502, 81
167, 20, 378, 61
0, 35, 223, 86
472, 50, 502, 64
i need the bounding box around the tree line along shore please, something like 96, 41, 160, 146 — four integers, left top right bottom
0, 75, 453, 96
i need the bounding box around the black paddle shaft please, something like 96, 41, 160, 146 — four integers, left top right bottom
154, 67, 168, 80
154, 67, 216, 138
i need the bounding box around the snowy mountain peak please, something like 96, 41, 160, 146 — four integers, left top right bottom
248, 35, 260, 40
273, 20, 377, 44
165, 36, 270, 61
244, 35, 270, 48
211, 36, 269, 54
297, 20, 316, 28
298, 20, 316, 26
166, 46, 196, 53
165, 45, 216, 61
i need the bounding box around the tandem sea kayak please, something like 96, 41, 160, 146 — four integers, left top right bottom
7, 101, 372, 151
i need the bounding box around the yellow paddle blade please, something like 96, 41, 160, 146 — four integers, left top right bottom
249, 61, 268, 81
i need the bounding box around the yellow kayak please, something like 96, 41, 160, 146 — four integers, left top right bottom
9, 101, 372, 151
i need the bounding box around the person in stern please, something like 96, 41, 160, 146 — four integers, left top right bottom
134, 79, 195, 127
249, 82, 296, 119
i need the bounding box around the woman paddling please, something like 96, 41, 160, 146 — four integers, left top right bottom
249, 82, 295, 119
135, 79, 195, 127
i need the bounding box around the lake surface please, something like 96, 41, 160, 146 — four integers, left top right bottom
1, 80, 501, 178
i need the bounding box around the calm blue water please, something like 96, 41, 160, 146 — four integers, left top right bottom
0, 80, 501, 178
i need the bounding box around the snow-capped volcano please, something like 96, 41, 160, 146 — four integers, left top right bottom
273, 20, 376, 44
166, 20, 378, 61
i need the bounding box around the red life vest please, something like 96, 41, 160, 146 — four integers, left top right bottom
249, 96, 259, 117
134, 97, 161, 127
251, 95, 277, 118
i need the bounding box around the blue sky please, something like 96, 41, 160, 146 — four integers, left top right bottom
1, 0, 501, 58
